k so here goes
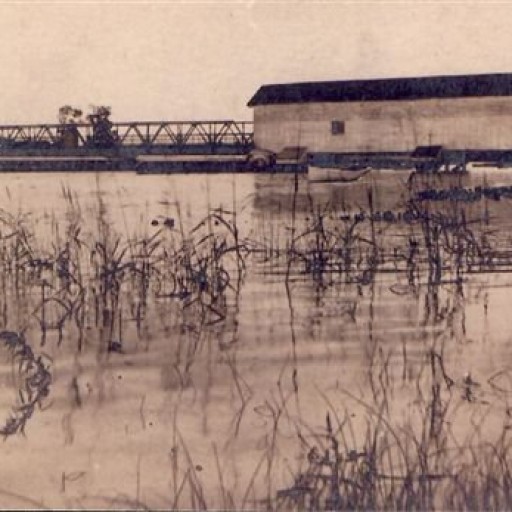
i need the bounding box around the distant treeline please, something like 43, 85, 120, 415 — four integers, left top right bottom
342, 210, 418, 223
343, 209, 465, 225
415, 185, 512, 202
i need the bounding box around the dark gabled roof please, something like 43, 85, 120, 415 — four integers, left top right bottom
247, 73, 512, 106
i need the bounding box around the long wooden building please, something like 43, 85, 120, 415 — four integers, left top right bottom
247, 73, 512, 169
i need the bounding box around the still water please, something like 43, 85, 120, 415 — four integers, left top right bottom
0, 169, 511, 508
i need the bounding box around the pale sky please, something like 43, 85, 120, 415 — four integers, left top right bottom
1, 2, 512, 124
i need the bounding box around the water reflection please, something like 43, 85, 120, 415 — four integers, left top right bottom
0, 169, 510, 508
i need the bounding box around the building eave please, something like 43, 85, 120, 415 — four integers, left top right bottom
247, 73, 512, 107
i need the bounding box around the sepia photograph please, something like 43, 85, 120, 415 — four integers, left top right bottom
1, 0, 512, 509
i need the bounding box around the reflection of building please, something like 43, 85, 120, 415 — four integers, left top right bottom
247, 73, 512, 169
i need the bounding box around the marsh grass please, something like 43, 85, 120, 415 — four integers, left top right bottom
272, 338, 512, 511
0, 330, 52, 437
0, 184, 251, 444
1, 176, 512, 510
255, 178, 512, 296
161, 330, 512, 511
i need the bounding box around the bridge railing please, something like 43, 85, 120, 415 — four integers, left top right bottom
0, 120, 254, 152
115, 121, 254, 148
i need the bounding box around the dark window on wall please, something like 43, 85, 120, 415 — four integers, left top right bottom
331, 120, 345, 135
